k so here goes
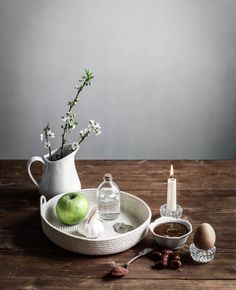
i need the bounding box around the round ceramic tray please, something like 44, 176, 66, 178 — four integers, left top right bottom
40, 189, 152, 255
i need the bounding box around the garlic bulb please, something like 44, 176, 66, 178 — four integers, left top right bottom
77, 207, 104, 239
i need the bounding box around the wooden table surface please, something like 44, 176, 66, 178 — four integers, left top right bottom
0, 160, 236, 290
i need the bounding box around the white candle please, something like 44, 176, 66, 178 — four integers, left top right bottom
167, 164, 177, 211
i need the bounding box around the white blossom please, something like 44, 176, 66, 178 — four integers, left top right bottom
71, 142, 79, 151
67, 112, 76, 118
94, 123, 101, 136
44, 141, 51, 148
40, 133, 44, 142
79, 120, 101, 142
62, 112, 76, 122
47, 130, 55, 138
88, 119, 95, 128
88, 120, 101, 136
79, 128, 90, 139
62, 115, 69, 122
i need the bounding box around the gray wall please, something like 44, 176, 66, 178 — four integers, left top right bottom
0, 0, 236, 159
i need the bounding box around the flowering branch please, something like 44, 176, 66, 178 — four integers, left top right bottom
79, 120, 101, 144
69, 120, 101, 152
40, 123, 55, 160
60, 69, 94, 158
40, 69, 101, 161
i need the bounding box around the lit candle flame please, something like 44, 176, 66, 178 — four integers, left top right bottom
170, 164, 174, 178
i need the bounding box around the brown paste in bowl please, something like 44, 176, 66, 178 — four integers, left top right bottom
154, 222, 189, 237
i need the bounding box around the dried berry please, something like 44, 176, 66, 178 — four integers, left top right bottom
154, 260, 168, 269
151, 249, 183, 271
162, 254, 169, 261
168, 259, 182, 270
111, 265, 129, 277
150, 251, 162, 261
163, 249, 173, 255
172, 254, 181, 261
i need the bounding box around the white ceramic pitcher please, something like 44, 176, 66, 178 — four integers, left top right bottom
27, 144, 81, 199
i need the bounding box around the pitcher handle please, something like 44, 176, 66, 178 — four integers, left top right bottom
27, 156, 45, 188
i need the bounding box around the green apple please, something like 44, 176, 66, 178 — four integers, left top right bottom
56, 192, 89, 225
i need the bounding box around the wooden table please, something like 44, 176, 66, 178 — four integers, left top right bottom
0, 160, 235, 289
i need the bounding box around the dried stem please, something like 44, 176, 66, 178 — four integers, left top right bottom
44, 123, 52, 160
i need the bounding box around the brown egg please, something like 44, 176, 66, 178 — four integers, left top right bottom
193, 223, 216, 250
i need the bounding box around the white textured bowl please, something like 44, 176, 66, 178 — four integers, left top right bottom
40, 189, 152, 255
149, 217, 192, 249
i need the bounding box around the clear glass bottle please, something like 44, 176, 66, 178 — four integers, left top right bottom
97, 173, 120, 220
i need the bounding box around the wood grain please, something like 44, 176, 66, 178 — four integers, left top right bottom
1, 278, 236, 290
0, 160, 235, 289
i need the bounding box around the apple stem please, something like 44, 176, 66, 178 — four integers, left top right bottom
69, 193, 76, 199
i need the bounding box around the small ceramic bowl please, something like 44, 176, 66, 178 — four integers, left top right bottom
149, 216, 192, 249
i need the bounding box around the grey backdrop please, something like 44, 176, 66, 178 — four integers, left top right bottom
0, 0, 236, 159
